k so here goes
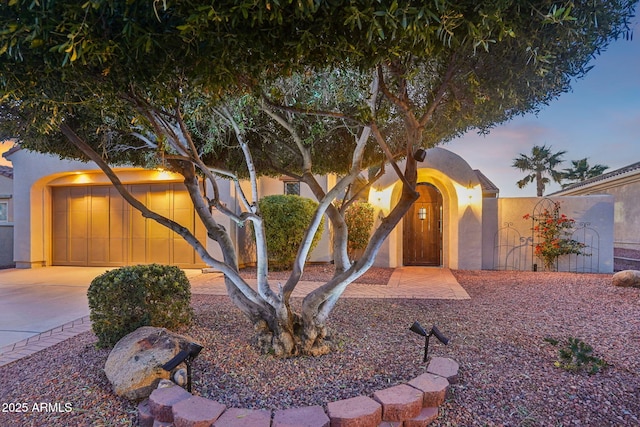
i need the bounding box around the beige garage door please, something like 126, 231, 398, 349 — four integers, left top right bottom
52, 184, 206, 268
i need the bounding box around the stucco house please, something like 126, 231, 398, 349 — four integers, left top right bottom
4, 146, 616, 273
552, 161, 640, 270
0, 164, 13, 267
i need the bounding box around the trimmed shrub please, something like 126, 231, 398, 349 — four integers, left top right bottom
343, 201, 375, 257
259, 194, 325, 271
87, 264, 193, 348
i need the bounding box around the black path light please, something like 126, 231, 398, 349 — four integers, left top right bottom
162, 342, 204, 392
409, 321, 450, 362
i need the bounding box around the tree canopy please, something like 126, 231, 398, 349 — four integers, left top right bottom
513, 144, 567, 196
562, 158, 609, 187
1, 0, 637, 356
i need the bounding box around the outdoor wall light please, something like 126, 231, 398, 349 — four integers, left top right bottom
409, 321, 450, 362
162, 342, 204, 392
418, 207, 427, 220
413, 148, 427, 162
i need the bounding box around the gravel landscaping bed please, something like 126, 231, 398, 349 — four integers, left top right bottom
1, 270, 638, 426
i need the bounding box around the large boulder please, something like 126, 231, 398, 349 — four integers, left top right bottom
104, 326, 200, 400
612, 270, 640, 288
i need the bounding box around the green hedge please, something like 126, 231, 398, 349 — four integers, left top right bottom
343, 200, 375, 255
87, 264, 193, 348
259, 194, 325, 271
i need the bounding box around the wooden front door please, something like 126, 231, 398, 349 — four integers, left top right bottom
403, 183, 442, 266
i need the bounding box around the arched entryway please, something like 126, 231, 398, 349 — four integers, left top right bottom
403, 183, 443, 266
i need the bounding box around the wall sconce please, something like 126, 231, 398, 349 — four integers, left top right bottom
162, 342, 204, 392
409, 321, 450, 362
418, 207, 427, 220
413, 148, 427, 162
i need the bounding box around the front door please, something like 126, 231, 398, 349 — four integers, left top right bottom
403, 183, 442, 266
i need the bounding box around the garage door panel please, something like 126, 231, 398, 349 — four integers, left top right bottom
53, 183, 205, 268
52, 238, 68, 264
108, 238, 126, 264
173, 187, 192, 207
89, 239, 108, 264
148, 185, 170, 210
130, 238, 147, 264
68, 210, 87, 239
173, 239, 195, 265
173, 208, 193, 229
69, 238, 88, 264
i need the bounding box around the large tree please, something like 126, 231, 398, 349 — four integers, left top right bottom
1, 0, 636, 356
513, 144, 567, 196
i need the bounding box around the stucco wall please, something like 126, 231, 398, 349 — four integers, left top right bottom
482, 196, 614, 273
0, 173, 14, 267
605, 184, 640, 252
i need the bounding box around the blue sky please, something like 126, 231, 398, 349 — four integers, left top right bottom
446, 17, 640, 197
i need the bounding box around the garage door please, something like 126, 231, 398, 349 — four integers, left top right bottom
52, 183, 207, 268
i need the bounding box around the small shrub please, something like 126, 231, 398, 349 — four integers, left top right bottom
545, 336, 608, 374
259, 194, 325, 271
338, 200, 375, 259
87, 264, 193, 348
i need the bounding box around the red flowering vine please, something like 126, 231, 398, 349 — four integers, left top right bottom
523, 202, 586, 271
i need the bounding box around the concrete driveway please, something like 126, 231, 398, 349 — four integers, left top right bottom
0, 267, 202, 348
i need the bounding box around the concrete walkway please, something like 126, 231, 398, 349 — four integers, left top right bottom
0, 266, 468, 367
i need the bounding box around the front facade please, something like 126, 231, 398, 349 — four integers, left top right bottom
5, 146, 615, 273
368, 147, 492, 270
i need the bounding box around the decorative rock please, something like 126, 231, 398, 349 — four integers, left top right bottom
373, 384, 423, 422
148, 382, 192, 423
104, 326, 201, 400
408, 373, 449, 407
404, 407, 438, 427
138, 399, 154, 427
612, 270, 640, 288
377, 422, 402, 427
427, 357, 459, 384
327, 395, 382, 427
172, 395, 226, 427
213, 408, 272, 427
273, 405, 330, 427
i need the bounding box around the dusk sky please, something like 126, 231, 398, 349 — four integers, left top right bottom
2, 15, 639, 195
446, 17, 640, 197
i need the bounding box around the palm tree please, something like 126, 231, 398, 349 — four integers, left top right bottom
512, 145, 566, 196
561, 158, 609, 188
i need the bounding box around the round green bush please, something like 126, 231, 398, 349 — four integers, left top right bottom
343, 200, 375, 255
87, 264, 193, 348
259, 194, 325, 271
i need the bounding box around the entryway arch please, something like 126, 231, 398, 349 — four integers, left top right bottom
403, 183, 443, 266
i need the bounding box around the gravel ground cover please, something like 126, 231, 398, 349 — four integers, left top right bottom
0, 269, 638, 427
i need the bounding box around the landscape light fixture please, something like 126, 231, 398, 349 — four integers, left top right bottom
162, 342, 204, 392
409, 321, 450, 362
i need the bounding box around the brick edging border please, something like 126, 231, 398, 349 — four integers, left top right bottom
138, 357, 459, 427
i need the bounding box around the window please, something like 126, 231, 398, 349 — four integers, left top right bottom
0, 201, 7, 222
284, 181, 300, 196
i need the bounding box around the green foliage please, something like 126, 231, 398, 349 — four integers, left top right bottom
546, 337, 608, 375
259, 195, 325, 271
87, 264, 193, 348
523, 201, 586, 271
561, 158, 609, 188
513, 145, 566, 196
340, 201, 375, 257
